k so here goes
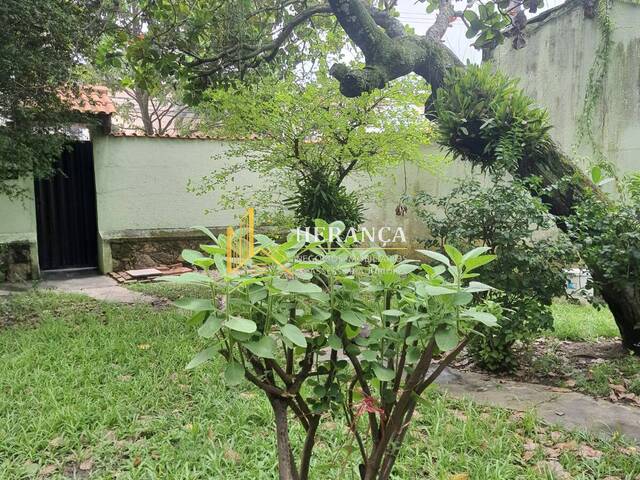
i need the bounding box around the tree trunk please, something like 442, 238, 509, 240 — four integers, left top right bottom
325, 0, 640, 352
269, 397, 299, 480
515, 144, 640, 353
600, 280, 640, 352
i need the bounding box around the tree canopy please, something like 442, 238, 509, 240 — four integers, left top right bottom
0, 0, 100, 198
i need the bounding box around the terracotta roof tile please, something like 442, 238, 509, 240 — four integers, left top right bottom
109, 130, 261, 141
62, 86, 116, 115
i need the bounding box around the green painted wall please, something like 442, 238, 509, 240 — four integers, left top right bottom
91, 135, 472, 267
491, 0, 640, 176
0, 179, 39, 278
0, 180, 37, 244
92, 135, 257, 235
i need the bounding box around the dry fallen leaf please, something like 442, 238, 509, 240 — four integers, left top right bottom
550, 431, 562, 441
224, 448, 241, 463
48, 436, 64, 448
137, 344, 151, 350
534, 460, 572, 479
523, 440, 538, 451
619, 446, 638, 456
449, 474, 469, 480
555, 441, 578, 452
79, 458, 93, 471
609, 384, 626, 394
38, 464, 57, 477
133, 456, 142, 467
578, 445, 603, 459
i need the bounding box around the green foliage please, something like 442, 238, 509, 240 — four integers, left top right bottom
566, 186, 640, 292
414, 179, 575, 371
435, 65, 552, 174
283, 169, 364, 229
163, 219, 498, 478
0, 0, 95, 197
462, 3, 511, 48
103, 0, 346, 101
191, 72, 433, 226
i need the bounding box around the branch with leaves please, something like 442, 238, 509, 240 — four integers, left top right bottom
165, 219, 499, 479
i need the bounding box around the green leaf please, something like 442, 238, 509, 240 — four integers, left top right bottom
224, 361, 245, 386
281, 324, 307, 348
327, 334, 342, 350
198, 315, 223, 338
311, 306, 331, 321
464, 255, 497, 272
193, 225, 218, 242
461, 246, 492, 263
193, 257, 215, 269
186, 346, 218, 370
373, 364, 395, 382
272, 278, 322, 294
462, 309, 498, 327
226, 316, 257, 333
181, 249, 206, 264
361, 350, 378, 362
435, 325, 459, 351
394, 263, 418, 275
174, 298, 215, 311
200, 244, 225, 255
444, 244, 463, 265
187, 310, 208, 327
453, 291, 473, 306
415, 283, 456, 296
417, 249, 450, 266
245, 336, 277, 359
341, 309, 365, 327
465, 281, 495, 293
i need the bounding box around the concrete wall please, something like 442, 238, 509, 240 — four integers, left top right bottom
0, 179, 39, 280
91, 135, 475, 270
491, 0, 640, 176
91, 134, 265, 271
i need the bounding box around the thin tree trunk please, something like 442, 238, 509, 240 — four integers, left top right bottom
270, 397, 299, 480
299, 416, 320, 480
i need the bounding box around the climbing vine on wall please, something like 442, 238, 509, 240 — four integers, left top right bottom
577, 0, 613, 167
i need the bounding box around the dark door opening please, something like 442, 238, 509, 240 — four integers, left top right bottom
34, 141, 98, 271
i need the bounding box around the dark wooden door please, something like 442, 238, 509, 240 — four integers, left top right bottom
34, 142, 98, 270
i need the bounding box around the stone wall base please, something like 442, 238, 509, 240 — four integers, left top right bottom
110, 237, 209, 271
0, 242, 33, 282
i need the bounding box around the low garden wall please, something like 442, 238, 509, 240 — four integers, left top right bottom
0, 242, 33, 282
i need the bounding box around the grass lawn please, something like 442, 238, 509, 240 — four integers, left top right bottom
2, 292, 639, 479
127, 281, 210, 302
549, 302, 619, 341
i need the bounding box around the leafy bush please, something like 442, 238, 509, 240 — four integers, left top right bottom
283, 169, 364, 230
414, 179, 574, 372
192, 72, 433, 228
164, 220, 499, 480
566, 175, 640, 298
435, 64, 551, 174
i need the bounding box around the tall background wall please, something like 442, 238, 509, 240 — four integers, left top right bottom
491, 0, 640, 176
